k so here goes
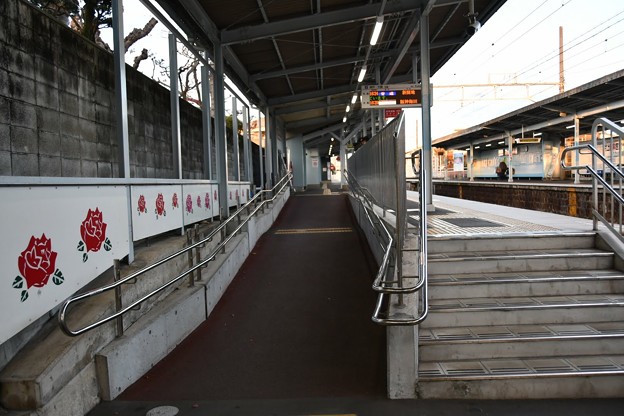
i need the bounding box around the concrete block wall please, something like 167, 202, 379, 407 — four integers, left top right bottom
0, 0, 232, 180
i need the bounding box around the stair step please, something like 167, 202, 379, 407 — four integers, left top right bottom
423, 294, 624, 327
428, 270, 624, 299
417, 356, 624, 399
427, 232, 596, 253
420, 323, 624, 361
427, 250, 613, 274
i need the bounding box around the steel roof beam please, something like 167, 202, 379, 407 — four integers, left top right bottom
221, 0, 419, 45
275, 98, 350, 115
268, 85, 354, 106
381, 11, 421, 84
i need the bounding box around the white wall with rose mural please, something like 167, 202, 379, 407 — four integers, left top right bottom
0, 186, 130, 345
1, 180, 251, 345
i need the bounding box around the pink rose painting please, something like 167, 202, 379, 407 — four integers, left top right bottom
172, 193, 179, 209
77, 208, 111, 262
205, 193, 210, 209
13, 234, 64, 302
186, 194, 193, 213
155, 193, 166, 218
137, 195, 147, 215
196, 195, 202, 208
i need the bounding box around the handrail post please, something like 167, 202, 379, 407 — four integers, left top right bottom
113, 259, 123, 338
194, 224, 201, 281
186, 229, 195, 286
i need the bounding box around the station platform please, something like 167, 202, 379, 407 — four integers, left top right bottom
86, 186, 624, 416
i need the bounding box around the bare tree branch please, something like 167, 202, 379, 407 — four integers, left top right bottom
133, 48, 149, 69
124, 17, 158, 52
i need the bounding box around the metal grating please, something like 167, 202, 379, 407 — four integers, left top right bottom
440, 217, 506, 228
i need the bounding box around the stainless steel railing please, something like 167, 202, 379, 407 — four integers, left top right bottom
345, 116, 429, 325
561, 117, 624, 243
58, 173, 292, 337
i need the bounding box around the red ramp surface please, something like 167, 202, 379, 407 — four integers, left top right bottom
119, 193, 386, 401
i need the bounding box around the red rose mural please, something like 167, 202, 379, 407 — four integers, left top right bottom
205, 193, 210, 209
197, 195, 202, 208
13, 234, 64, 302
214, 190, 218, 201
186, 194, 193, 213
172, 193, 179, 209
137, 195, 147, 215
155, 193, 166, 218
77, 208, 112, 262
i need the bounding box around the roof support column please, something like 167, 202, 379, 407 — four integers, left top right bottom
169, 34, 182, 179
200, 62, 213, 180
112, 0, 133, 262
243, 105, 252, 184
420, 11, 433, 209
507, 132, 514, 182
232, 97, 240, 182
214, 44, 229, 218
469, 144, 474, 181
270, 109, 278, 186
574, 115, 580, 184
258, 107, 265, 190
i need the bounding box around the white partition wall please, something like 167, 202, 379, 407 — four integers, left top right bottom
0, 186, 130, 344
131, 185, 184, 241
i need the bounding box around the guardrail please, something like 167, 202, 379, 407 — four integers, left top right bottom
561, 117, 624, 243
345, 116, 429, 325
58, 173, 292, 337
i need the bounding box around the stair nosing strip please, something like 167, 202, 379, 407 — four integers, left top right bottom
418, 369, 624, 381
428, 301, 624, 313
419, 332, 624, 345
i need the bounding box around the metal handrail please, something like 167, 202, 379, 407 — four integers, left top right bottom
371, 164, 429, 326
345, 151, 429, 325
561, 117, 624, 243
58, 173, 292, 336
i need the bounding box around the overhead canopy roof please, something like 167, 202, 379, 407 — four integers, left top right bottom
433, 69, 624, 151
153, 0, 507, 153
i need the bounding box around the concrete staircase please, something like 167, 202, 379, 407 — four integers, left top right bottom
417, 231, 624, 399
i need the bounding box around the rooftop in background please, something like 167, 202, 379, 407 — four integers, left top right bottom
432, 69, 624, 150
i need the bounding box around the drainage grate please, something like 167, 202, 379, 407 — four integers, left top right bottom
428, 208, 456, 216
440, 217, 506, 228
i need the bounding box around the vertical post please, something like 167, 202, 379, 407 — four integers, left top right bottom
265, 109, 273, 188
340, 136, 347, 188
214, 44, 229, 219
231, 96, 240, 182
469, 143, 474, 181
186, 230, 194, 286
507, 132, 513, 182
194, 224, 201, 281
113, 259, 123, 337
420, 11, 433, 209
258, 107, 265, 191
270, 109, 278, 187
169, 34, 182, 179
243, 105, 251, 184
574, 116, 580, 184
112, 0, 134, 263
201, 63, 213, 180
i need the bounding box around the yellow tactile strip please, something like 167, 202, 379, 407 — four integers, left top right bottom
423, 202, 558, 236
274, 227, 353, 235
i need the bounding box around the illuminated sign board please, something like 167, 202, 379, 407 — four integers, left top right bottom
361, 84, 422, 108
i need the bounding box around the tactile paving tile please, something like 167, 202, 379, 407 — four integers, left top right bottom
425, 201, 558, 236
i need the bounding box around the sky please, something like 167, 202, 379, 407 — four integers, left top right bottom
103, 0, 624, 141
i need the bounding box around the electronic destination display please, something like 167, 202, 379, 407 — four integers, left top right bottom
360, 84, 422, 108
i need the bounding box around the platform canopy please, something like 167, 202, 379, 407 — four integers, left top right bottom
433, 69, 624, 151
152, 0, 507, 154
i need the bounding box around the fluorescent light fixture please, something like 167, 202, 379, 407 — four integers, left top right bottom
342, 116, 347, 123
370, 16, 384, 45
357, 67, 367, 83
474, 145, 481, 149
498, 141, 505, 145
533, 132, 542, 137
566, 125, 575, 129
485, 143, 492, 147
351, 94, 358, 104
346, 105, 351, 113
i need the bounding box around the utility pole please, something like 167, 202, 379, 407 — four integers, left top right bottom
559, 26, 565, 93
